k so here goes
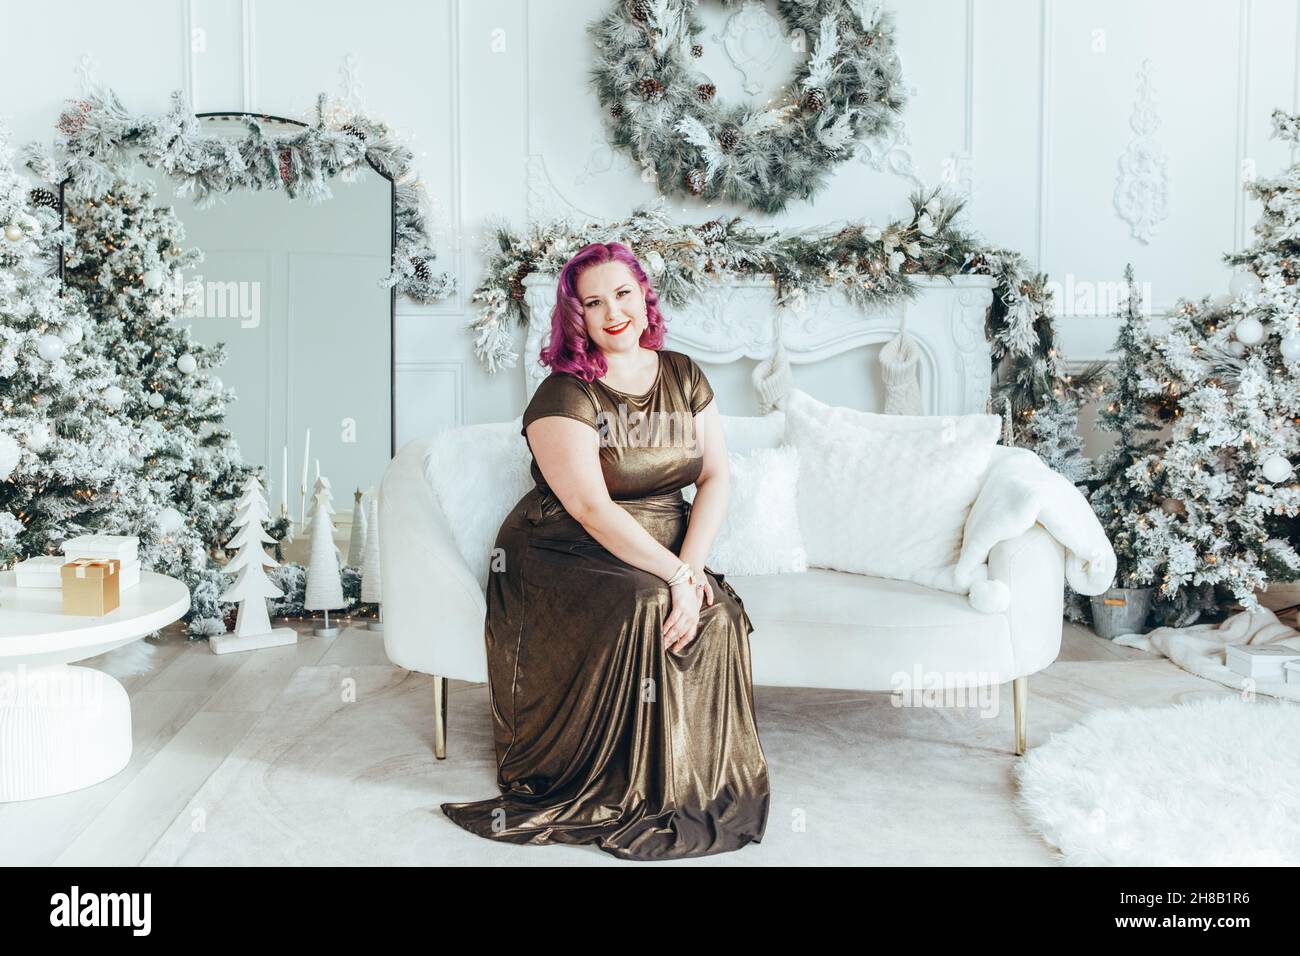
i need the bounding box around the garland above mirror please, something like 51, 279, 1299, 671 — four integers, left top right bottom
24, 89, 455, 302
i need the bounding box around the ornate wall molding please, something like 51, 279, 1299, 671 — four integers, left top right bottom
1113, 58, 1170, 245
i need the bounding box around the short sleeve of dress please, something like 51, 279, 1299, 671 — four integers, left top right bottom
685, 355, 715, 415
521, 373, 602, 435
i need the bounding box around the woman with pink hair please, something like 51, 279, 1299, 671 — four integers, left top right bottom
441, 241, 770, 860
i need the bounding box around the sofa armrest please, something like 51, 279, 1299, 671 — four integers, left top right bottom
379, 438, 489, 683
987, 522, 1065, 679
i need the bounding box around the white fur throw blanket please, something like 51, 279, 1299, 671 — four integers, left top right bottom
1114, 608, 1300, 701
913, 445, 1118, 613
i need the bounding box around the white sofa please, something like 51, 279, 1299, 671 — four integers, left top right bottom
379, 422, 1066, 760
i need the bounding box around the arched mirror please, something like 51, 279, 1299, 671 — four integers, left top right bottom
57, 110, 396, 525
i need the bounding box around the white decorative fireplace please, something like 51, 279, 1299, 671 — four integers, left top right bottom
521, 274, 995, 416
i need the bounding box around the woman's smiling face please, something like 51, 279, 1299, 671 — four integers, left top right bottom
576, 260, 647, 355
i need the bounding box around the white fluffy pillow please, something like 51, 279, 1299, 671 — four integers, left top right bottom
782, 388, 1001, 583
425, 417, 532, 590
683, 446, 806, 576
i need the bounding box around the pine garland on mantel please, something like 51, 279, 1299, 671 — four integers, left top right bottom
23, 89, 455, 303
469, 188, 1102, 441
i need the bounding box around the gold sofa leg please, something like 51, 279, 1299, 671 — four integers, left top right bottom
433, 676, 448, 760
1012, 677, 1028, 756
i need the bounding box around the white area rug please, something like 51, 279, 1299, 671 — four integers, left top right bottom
1015, 696, 1300, 865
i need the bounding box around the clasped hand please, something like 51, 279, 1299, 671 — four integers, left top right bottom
663, 571, 714, 654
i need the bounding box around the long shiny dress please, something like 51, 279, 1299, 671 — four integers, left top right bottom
440, 349, 770, 860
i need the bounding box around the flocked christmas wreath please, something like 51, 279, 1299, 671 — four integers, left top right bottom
590, 0, 908, 214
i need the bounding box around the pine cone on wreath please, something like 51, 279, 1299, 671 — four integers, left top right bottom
610, 103, 625, 119
802, 88, 827, 113
627, 0, 653, 22
691, 43, 704, 58
278, 148, 294, 185
696, 83, 717, 103
718, 124, 740, 152
686, 169, 707, 197
638, 77, 665, 102
28, 188, 58, 210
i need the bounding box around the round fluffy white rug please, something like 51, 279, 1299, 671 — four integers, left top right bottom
1015, 696, 1300, 865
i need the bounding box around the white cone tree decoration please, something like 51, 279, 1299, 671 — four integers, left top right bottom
210, 475, 297, 655
346, 487, 367, 567
361, 488, 382, 630
304, 475, 344, 636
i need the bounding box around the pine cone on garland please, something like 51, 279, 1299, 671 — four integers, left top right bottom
718, 124, 740, 152
691, 43, 704, 58
696, 83, 717, 103
802, 88, 826, 113
698, 218, 726, 243
341, 123, 367, 141
412, 257, 431, 284
686, 169, 707, 197
610, 103, 625, 119
638, 77, 665, 101
627, 0, 653, 22
278, 148, 294, 185
510, 263, 531, 302
56, 100, 92, 136
28, 188, 59, 210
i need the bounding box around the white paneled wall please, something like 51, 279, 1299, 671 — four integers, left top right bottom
2, 0, 1299, 445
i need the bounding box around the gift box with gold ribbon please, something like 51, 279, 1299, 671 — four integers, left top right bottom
60, 558, 121, 616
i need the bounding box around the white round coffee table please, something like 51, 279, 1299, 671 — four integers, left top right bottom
0, 570, 190, 802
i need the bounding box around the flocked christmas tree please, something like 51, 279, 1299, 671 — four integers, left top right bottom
1126, 108, 1300, 615
0, 125, 164, 567
1086, 266, 1166, 588
61, 176, 278, 633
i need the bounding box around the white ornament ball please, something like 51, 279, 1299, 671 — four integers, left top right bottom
102, 385, 125, 409
1227, 340, 1247, 357
1229, 270, 1263, 300
1262, 455, 1293, 483
3, 223, 23, 242
176, 352, 197, 375
158, 506, 186, 533
209, 376, 223, 392
1234, 316, 1265, 345
1281, 335, 1300, 362
36, 334, 66, 361
0, 432, 20, 481
25, 421, 51, 453
142, 268, 164, 290
147, 391, 165, 409
59, 322, 83, 345
1147, 316, 1171, 338
645, 251, 666, 275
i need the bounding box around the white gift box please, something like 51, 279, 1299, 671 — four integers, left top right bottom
61, 535, 141, 589
1226, 643, 1300, 680
13, 555, 70, 588
61, 533, 139, 563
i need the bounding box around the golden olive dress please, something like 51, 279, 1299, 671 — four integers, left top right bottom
440, 349, 770, 860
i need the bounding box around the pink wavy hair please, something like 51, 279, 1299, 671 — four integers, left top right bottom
538, 241, 665, 382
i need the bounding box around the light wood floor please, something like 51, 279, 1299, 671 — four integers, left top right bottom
0, 617, 1153, 866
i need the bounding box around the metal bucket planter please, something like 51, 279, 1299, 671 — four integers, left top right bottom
1090, 586, 1154, 640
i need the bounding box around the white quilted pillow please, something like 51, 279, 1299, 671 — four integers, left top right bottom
683, 445, 806, 576
425, 417, 532, 590
782, 388, 1001, 582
